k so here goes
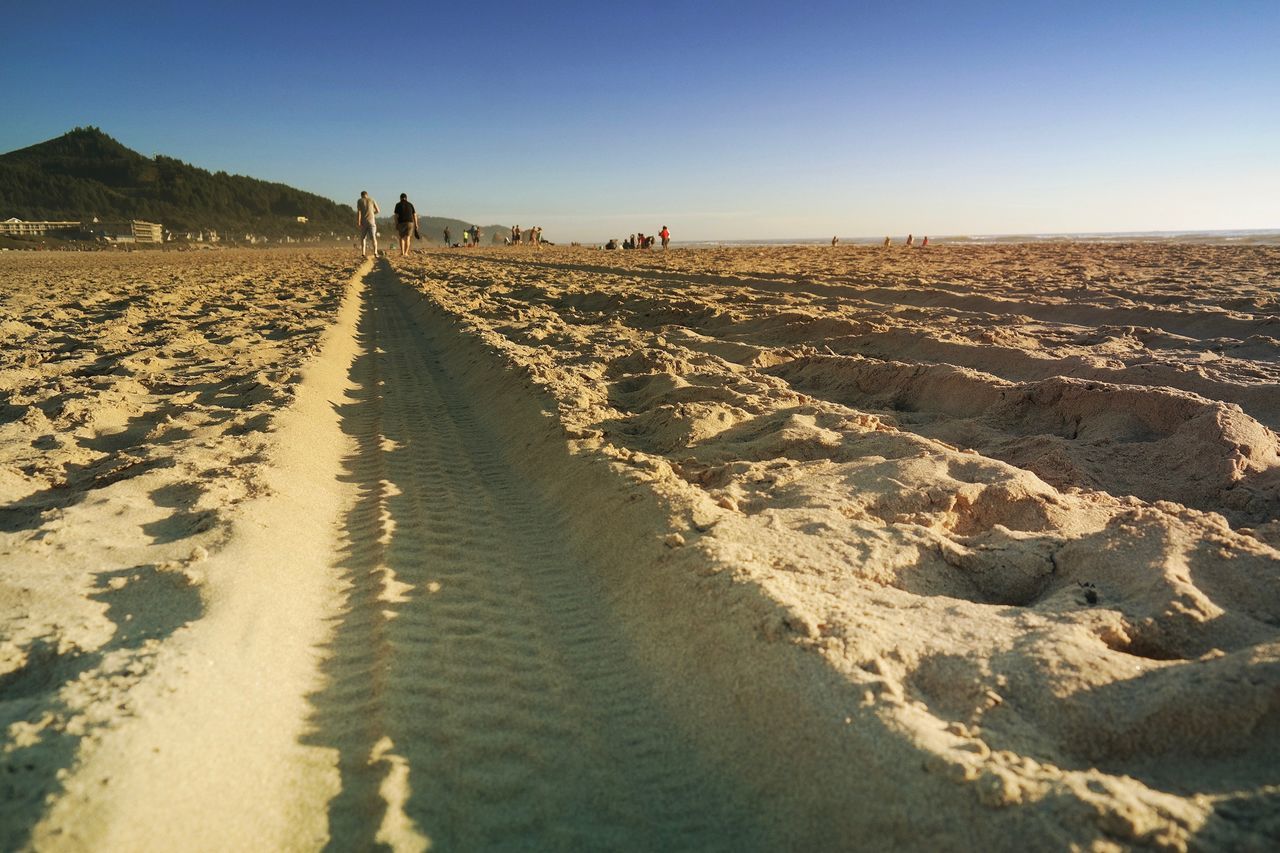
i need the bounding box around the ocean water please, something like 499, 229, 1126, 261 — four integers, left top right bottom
677, 229, 1280, 248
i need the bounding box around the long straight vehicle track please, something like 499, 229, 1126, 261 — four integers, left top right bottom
306, 262, 773, 850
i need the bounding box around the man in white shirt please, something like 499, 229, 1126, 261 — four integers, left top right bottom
356, 191, 380, 257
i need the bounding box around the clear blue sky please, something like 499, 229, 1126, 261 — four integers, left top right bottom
3, 0, 1277, 241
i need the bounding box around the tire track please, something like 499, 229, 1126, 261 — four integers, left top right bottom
307, 263, 770, 850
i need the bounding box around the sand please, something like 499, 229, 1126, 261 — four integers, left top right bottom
1, 243, 1277, 850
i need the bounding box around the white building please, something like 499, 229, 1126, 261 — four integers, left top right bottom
129, 221, 163, 243
98, 220, 164, 244
0, 218, 81, 236
0, 218, 164, 243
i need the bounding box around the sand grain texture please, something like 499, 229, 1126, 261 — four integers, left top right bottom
1, 244, 1278, 850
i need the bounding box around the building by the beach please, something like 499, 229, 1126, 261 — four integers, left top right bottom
0, 218, 81, 236
94, 220, 165, 244
1, 218, 165, 244
127, 221, 163, 243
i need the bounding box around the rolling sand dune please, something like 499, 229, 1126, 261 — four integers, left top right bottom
1, 244, 1277, 850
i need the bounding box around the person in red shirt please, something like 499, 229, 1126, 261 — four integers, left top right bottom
659, 225, 670, 249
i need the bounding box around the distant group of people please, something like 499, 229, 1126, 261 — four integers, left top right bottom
358, 195, 933, 257
359, 193, 674, 255
605, 225, 670, 251
827, 233, 929, 248
879, 234, 928, 247
355, 190, 419, 257
440, 224, 485, 248
506, 225, 543, 246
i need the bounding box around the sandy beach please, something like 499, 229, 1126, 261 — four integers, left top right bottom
2, 243, 1277, 850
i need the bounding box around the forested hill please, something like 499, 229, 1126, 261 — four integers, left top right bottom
0, 127, 354, 237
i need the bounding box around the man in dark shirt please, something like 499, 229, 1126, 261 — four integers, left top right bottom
394, 193, 419, 257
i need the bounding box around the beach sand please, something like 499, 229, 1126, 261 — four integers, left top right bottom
1, 244, 1276, 849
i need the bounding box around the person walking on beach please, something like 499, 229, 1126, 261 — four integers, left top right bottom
444, 226, 451, 246
906, 233, 914, 247
883, 236, 891, 248
394, 193, 419, 257
356, 191, 380, 257
831, 236, 839, 247
660, 225, 670, 249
